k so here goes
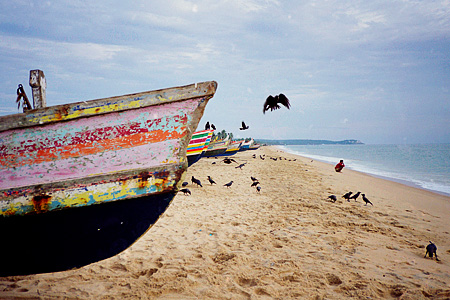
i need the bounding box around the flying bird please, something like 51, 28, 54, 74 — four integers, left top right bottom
191, 176, 203, 187
263, 93, 291, 114
362, 194, 373, 206
222, 158, 237, 164
424, 241, 439, 261
251, 181, 259, 187
211, 124, 216, 130
342, 191, 352, 202
328, 195, 337, 203
349, 192, 361, 201
240, 121, 249, 130
207, 176, 216, 185
180, 188, 191, 196
205, 121, 210, 130
224, 181, 234, 188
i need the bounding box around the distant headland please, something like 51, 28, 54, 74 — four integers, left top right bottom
255, 139, 364, 145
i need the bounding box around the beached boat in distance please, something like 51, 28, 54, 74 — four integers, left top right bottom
222, 140, 242, 156
239, 138, 255, 151
186, 129, 214, 166
0, 79, 217, 276
203, 136, 230, 157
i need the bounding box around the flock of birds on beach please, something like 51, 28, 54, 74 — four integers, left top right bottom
327, 191, 373, 206
178, 156, 263, 196
181, 93, 441, 263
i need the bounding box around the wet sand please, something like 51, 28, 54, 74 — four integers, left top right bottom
1, 146, 450, 299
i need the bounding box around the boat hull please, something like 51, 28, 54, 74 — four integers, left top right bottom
186, 129, 213, 166
203, 148, 227, 157
0, 189, 176, 276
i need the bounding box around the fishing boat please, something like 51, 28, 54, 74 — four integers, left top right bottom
221, 140, 242, 156
186, 129, 214, 166
249, 143, 261, 151
239, 138, 255, 151
0, 79, 217, 276
203, 136, 230, 157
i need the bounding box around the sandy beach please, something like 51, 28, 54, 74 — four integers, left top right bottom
1, 146, 449, 299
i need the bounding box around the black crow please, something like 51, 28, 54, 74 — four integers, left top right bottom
362, 194, 373, 206
256, 186, 261, 193
349, 192, 361, 201
328, 195, 337, 203
191, 176, 202, 187
342, 191, 352, 202
251, 181, 259, 187
223, 158, 237, 164
240, 121, 249, 130
224, 181, 233, 188
180, 188, 191, 196
205, 121, 210, 130
263, 93, 291, 114
207, 176, 216, 185
424, 241, 439, 261
182, 182, 188, 187
211, 124, 216, 130
260, 155, 265, 160
251, 176, 258, 182
235, 163, 246, 169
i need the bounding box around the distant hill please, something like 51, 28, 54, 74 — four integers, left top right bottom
255, 139, 364, 145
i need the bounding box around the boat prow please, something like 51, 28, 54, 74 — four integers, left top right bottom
0, 80, 217, 276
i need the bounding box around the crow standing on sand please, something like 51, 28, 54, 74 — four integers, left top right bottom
179, 188, 191, 196
224, 181, 234, 188
342, 191, 353, 202
251, 176, 258, 182
424, 241, 439, 261
251, 181, 260, 187
349, 192, 361, 201
207, 176, 216, 185
182, 182, 188, 187
235, 163, 246, 169
263, 94, 291, 114
362, 194, 373, 206
256, 186, 261, 193
191, 176, 202, 187
328, 195, 337, 203
240, 121, 249, 130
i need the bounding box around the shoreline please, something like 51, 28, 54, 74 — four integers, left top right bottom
1, 145, 449, 299
277, 145, 450, 197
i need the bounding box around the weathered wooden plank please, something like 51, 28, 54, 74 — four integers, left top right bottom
0, 81, 217, 132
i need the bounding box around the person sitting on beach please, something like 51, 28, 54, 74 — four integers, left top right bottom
335, 160, 345, 172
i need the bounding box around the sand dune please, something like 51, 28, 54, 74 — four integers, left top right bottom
1, 146, 449, 299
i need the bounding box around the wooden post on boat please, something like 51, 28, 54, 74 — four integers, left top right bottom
29, 69, 46, 108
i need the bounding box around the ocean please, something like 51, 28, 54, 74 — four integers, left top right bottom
279, 143, 450, 196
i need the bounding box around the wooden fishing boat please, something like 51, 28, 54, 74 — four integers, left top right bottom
0, 80, 217, 276
203, 136, 230, 157
221, 140, 242, 156
186, 129, 214, 166
239, 138, 255, 151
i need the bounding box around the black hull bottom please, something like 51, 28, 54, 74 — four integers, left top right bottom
187, 154, 202, 167
0, 192, 176, 276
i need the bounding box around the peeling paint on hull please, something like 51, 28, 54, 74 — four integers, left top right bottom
0, 81, 217, 276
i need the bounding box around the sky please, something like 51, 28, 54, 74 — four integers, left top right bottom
0, 0, 449, 144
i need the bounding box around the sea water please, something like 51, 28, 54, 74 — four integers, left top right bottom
279, 144, 450, 196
